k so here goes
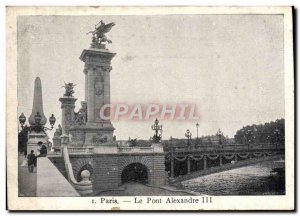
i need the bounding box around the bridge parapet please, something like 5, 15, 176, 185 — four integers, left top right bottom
118, 143, 164, 154
62, 146, 93, 196
165, 146, 284, 181
68, 146, 94, 155
118, 146, 153, 153
165, 143, 284, 154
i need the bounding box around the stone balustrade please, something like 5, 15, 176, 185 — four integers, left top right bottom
67, 146, 94, 155
118, 146, 154, 154
62, 146, 93, 196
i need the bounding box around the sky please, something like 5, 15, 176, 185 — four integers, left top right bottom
17, 15, 284, 140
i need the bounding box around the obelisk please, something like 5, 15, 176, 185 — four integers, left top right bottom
28, 77, 47, 126
27, 77, 50, 154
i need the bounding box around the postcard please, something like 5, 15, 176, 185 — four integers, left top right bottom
6, 6, 294, 211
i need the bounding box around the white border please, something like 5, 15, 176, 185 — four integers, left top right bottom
6, 6, 294, 211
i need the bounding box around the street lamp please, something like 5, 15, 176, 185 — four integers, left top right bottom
245, 129, 254, 150
195, 122, 199, 149
216, 129, 223, 148
151, 118, 162, 143
185, 129, 192, 149
49, 114, 56, 129
18, 113, 26, 129
18, 112, 56, 133
274, 129, 280, 149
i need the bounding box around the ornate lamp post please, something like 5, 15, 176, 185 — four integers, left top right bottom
274, 129, 280, 149
240, 129, 246, 145
185, 129, 192, 149
19, 113, 26, 129
245, 129, 254, 150
217, 129, 223, 148
18, 112, 56, 133
185, 129, 192, 174
253, 126, 258, 146
151, 118, 162, 143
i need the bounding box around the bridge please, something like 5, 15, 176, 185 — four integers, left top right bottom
47, 142, 284, 195
164, 143, 285, 183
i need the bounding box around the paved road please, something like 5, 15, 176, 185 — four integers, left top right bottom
97, 182, 189, 196
18, 155, 36, 197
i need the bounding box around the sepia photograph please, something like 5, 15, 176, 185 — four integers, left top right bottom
6, 6, 294, 211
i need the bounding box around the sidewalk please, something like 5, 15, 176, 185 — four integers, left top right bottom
18, 154, 37, 197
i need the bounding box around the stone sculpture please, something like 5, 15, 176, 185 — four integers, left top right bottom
74, 102, 87, 125
63, 82, 76, 97
87, 20, 115, 48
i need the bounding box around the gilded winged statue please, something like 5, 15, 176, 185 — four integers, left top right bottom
87, 20, 115, 46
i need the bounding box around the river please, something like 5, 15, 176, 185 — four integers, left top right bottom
180, 161, 285, 195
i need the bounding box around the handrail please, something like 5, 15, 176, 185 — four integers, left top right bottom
62, 146, 93, 196
62, 146, 79, 183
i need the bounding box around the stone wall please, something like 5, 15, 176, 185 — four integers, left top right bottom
90, 155, 119, 192
48, 156, 68, 180
93, 154, 165, 193
51, 152, 166, 194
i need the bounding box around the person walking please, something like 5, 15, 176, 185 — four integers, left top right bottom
27, 150, 36, 173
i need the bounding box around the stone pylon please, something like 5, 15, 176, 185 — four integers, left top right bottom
77, 47, 116, 145
59, 96, 77, 135
27, 77, 50, 154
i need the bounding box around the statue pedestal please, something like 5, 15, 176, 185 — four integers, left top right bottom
59, 96, 77, 135
69, 123, 115, 146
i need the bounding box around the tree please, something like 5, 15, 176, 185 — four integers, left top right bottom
234, 118, 285, 145
18, 125, 29, 153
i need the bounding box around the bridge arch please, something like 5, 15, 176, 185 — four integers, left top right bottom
71, 157, 94, 182
118, 156, 153, 184
121, 163, 148, 184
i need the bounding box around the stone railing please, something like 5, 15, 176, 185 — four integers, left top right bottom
67, 146, 94, 155
118, 146, 154, 154
165, 143, 285, 153
62, 146, 93, 196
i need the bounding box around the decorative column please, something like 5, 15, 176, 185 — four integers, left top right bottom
59, 96, 77, 135
52, 126, 62, 149
79, 47, 116, 145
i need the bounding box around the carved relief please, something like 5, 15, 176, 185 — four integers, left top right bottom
70, 131, 85, 143
94, 72, 104, 96
92, 133, 108, 144
65, 109, 72, 122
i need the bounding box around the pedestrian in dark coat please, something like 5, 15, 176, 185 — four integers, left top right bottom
27, 150, 36, 173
